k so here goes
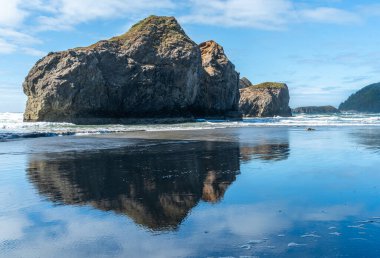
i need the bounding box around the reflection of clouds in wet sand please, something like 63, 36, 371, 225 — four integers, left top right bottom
0, 208, 192, 258
0, 201, 371, 258
5, 127, 380, 257
0, 213, 31, 243
191, 203, 363, 237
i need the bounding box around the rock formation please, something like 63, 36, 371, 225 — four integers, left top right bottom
339, 82, 380, 112
23, 15, 240, 123
293, 105, 340, 114
239, 82, 292, 117
239, 77, 252, 89
194, 40, 240, 116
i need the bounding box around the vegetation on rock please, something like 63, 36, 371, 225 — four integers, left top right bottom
239, 80, 292, 117
339, 83, 380, 112
23, 15, 240, 123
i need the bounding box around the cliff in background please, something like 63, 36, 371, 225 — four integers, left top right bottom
339, 83, 380, 112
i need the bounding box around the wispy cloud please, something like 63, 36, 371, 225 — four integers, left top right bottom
179, 0, 362, 29
0, 0, 27, 27
0, 0, 378, 57
0, 0, 43, 56
180, 0, 293, 30
298, 7, 361, 24
342, 75, 370, 84
33, 0, 176, 31
0, 0, 175, 55
0, 38, 17, 54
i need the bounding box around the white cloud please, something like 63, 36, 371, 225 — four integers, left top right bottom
0, 0, 27, 27
179, 0, 362, 29
180, 0, 294, 30
299, 7, 361, 24
0, 38, 17, 54
0, 28, 41, 45
34, 0, 176, 31
21, 47, 46, 57
0, 28, 42, 56
0, 1, 43, 56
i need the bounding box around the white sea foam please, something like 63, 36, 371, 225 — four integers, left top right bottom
288, 242, 307, 247
1, 112, 380, 141
301, 233, 321, 238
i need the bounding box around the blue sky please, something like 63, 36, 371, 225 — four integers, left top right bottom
1, 0, 380, 112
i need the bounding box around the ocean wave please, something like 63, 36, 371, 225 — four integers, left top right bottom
1, 112, 380, 141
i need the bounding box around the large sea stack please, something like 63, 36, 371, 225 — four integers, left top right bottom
339, 83, 380, 112
239, 82, 292, 117
23, 15, 240, 123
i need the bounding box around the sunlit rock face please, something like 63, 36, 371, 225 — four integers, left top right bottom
23, 16, 240, 123
239, 82, 292, 117
193, 40, 240, 116
27, 140, 240, 230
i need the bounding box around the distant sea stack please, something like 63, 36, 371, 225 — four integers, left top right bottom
339, 83, 380, 112
239, 82, 292, 117
23, 15, 240, 123
293, 105, 340, 114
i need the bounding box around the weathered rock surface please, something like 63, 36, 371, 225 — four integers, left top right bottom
293, 105, 340, 114
194, 40, 240, 116
23, 15, 240, 123
239, 77, 252, 89
339, 82, 380, 112
239, 82, 292, 117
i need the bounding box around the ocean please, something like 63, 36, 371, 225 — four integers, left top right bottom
1, 112, 380, 141
1, 113, 380, 257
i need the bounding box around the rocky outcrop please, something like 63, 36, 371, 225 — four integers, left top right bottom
23, 16, 240, 123
293, 105, 340, 114
239, 77, 252, 89
339, 83, 380, 112
239, 82, 292, 117
194, 40, 240, 116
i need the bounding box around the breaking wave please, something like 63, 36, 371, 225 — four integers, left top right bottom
1, 112, 380, 141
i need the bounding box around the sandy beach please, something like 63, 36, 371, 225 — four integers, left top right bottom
1, 126, 380, 257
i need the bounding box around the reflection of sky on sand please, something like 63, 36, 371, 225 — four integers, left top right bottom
0, 200, 374, 258
1, 127, 380, 257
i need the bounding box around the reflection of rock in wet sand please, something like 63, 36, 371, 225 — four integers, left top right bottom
240, 143, 290, 161
27, 140, 240, 231
352, 129, 380, 152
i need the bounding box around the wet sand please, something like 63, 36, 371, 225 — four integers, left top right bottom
1, 126, 380, 257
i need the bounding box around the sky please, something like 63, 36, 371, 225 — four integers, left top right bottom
0, 0, 380, 112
